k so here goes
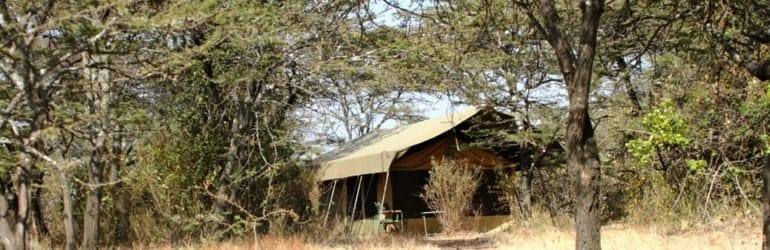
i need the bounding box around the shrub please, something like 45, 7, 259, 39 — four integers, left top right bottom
421, 157, 481, 233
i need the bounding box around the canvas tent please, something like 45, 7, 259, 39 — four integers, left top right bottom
317, 107, 518, 235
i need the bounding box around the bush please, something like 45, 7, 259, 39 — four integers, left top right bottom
420, 158, 481, 233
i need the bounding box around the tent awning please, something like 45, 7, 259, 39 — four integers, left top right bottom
316, 107, 480, 181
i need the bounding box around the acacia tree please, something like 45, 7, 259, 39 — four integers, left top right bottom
132, 0, 379, 237
0, 1, 195, 248
513, 1, 604, 248
0, 1, 111, 248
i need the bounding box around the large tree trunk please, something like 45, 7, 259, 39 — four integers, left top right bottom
567, 112, 601, 250
530, 1, 604, 249
567, 2, 603, 247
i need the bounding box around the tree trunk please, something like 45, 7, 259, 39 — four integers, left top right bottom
518, 169, 533, 219
14, 167, 29, 250
109, 153, 130, 244
217, 117, 240, 216
518, 147, 534, 219
615, 57, 642, 115
762, 155, 770, 250
82, 155, 104, 250
530, 1, 604, 249
567, 112, 601, 250
567, 1, 603, 246
14, 151, 37, 250
109, 130, 130, 244
82, 52, 111, 250
58, 169, 76, 250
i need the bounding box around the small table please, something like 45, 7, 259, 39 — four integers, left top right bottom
379, 210, 403, 232
420, 211, 444, 236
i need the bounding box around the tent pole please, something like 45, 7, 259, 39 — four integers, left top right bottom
379, 151, 390, 212
350, 176, 363, 221
323, 179, 337, 227
380, 171, 390, 212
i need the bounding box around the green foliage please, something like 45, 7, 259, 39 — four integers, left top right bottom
745, 83, 770, 156
626, 99, 690, 164
685, 159, 706, 173
0, 146, 15, 175
762, 135, 770, 156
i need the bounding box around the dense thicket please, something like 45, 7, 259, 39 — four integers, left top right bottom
0, 0, 768, 249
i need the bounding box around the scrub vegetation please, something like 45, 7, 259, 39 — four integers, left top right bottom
421, 158, 481, 233
0, 0, 768, 249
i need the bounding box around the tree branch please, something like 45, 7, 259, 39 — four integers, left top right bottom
535, 0, 577, 83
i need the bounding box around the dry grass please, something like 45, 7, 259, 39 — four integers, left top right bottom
493, 222, 759, 250
134, 218, 760, 250
422, 158, 481, 233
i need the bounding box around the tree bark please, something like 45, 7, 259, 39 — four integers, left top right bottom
568, 1, 603, 248
217, 117, 240, 216
109, 137, 130, 244
82, 52, 112, 250
518, 147, 534, 219
530, 1, 604, 249
15, 153, 36, 250
568, 113, 602, 250
762, 155, 770, 250
83, 152, 105, 250
58, 169, 76, 250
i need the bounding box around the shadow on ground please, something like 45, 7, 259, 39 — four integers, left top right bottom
424, 236, 497, 249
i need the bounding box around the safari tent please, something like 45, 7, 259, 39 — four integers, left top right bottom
316, 107, 519, 235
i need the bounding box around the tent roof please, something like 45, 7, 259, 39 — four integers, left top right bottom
316, 107, 481, 180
